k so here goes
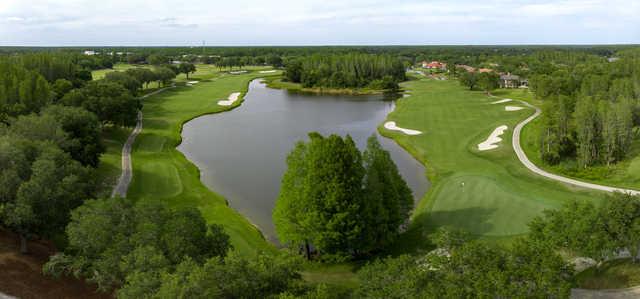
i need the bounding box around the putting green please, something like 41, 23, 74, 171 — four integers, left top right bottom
382, 78, 602, 250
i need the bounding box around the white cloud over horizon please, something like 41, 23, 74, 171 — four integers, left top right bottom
0, 0, 638, 46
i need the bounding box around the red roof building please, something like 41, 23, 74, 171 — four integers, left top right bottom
421, 61, 447, 70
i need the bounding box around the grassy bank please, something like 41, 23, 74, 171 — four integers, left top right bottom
264, 77, 385, 95
493, 89, 640, 191
380, 78, 602, 252
115, 67, 277, 256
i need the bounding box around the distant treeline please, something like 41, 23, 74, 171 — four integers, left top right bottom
283, 53, 406, 89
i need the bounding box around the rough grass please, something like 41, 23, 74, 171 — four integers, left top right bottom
493, 89, 640, 191
381, 79, 602, 253
95, 125, 131, 198
575, 259, 640, 289
110, 67, 278, 256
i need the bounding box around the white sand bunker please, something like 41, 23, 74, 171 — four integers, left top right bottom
491, 99, 512, 104
505, 106, 524, 111
478, 125, 508, 151
229, 70, 248, 74
259, 70, 277, 73
218, 92, 241, 106
384, 121, 422, 135
188, 81, 199, 84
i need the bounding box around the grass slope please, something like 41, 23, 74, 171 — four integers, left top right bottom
493, 89, 640, 191
381, 78, 602, 252
120, 68, 279, 256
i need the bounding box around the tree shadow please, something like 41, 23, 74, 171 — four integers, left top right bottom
388, 206, 497, 255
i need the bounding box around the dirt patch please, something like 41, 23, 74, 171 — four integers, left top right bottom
0, 229, 111, 299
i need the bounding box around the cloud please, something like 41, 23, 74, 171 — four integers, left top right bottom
156, 17, 198, 28
0, 0, 637, 45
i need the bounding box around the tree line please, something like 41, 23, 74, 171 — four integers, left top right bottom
283, 53, 406, 90
530, 50, 640, 167
0, 53, 154, 253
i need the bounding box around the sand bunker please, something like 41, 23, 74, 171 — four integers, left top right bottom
218, 92, 241, 106
384, 121, 422, 135
505, 106, 524, 111
491, 99, 512, 104
188, 81, 199, 84
229, 70, 248, 74
259, 70, 277, 73
478, 125, 508, 151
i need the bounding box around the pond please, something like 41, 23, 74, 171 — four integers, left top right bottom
178, 79, 429, 242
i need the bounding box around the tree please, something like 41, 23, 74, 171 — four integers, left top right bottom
153, 67, 176, 87
360, 136, 413, 250
574, 96, 601, 167
429, 226, 471, 251
61, 81, 141, 127
274, 133, 412, 260
178, 63, 196, 79
0, 136, 92, 253
528, 198, 631, 270
477, 71, 500, 93
126, 68, 157, 89
7, 106, 104, 167
52, 79, 74, 100
104, 71, 142, 94
458, 70, 477, 90
283, 54, 405, 89
356, 255, 429, 299
147, 54, 168, 65
274, 133, 365, 260
44, 198, 231, 292
152, 252, 302, 299
266, 55, 283, 67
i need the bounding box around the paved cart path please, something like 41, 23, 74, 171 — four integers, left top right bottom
510, 99, 640, 195
111, 86, 174, 198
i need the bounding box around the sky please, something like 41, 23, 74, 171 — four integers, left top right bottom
0, 0, 638, 46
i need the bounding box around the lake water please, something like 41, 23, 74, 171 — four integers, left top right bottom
178, 79, 429, 242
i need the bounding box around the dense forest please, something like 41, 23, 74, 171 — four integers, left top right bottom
527, 49, 640, 167
282, 54, 406, 90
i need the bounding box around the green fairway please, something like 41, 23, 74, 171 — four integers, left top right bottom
493, 89, 640, 192
122, 67, 280, 256
382, 78, 602, 251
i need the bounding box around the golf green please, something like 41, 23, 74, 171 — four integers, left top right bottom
382, 78, 602, 248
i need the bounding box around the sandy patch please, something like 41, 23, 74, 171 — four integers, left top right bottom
229, 70, 248, 74
218, 92, 241, 106
505, 106, 524, 111
491, 99, 512, 104
384, 121, 422, 135
478, 125, 508, 151
259, 70, 277, 73
188, 81, 199, 84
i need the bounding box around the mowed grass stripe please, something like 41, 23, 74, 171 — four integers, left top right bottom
381, 78, 602, 251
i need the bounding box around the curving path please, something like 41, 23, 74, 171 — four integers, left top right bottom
111, 86, 174, 198
512, 100, 640, 196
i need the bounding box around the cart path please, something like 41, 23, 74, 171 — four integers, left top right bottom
111, 86, 174, 198
511, 99, 640, 196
